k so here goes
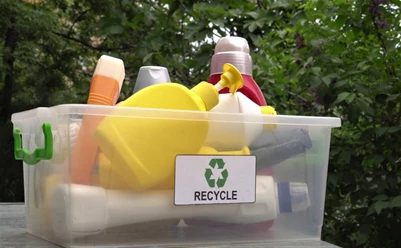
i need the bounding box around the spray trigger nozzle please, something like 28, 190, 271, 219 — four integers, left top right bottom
215, 63, 244, 94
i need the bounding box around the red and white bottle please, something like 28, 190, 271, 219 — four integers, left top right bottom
208, 36, 273, 179
184, 37, 274, 230
207, 36, 267, 106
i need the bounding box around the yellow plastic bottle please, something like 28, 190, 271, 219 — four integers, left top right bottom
261, 105, 278, 131
97, 145, 251, 190
94, 63, 244, 192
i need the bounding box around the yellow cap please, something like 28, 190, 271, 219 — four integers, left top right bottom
191, 82, 219, 111
217, 63, 244, 94
261, 106, 278, 131
261, 106, 277, 115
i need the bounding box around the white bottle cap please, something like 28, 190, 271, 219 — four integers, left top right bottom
277, 182, 311, 214
133, 66, 171, 94
94, 55, 125, 94
210, 36, 253, 76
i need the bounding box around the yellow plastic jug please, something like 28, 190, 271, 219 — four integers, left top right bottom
97, 145, 250, 190
94, 63, 243, 191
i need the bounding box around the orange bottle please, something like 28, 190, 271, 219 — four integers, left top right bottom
70, 55, 125, 185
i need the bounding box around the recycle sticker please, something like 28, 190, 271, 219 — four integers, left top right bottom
204, 158, 228, 188
174, 155, 256, 205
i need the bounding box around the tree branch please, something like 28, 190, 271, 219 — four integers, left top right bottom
67, 9, 91, 37
371, 15, 392, 80
53, 31, 105, 51
53, 31, 137, 52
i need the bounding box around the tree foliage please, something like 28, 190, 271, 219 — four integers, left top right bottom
1, 0, 401, 247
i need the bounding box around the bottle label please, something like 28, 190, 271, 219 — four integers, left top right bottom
174, 155, 256, 205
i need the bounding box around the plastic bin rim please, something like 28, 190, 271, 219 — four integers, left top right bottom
11, 104, 342, 127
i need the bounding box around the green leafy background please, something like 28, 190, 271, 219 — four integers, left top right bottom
1, 0, 400, 247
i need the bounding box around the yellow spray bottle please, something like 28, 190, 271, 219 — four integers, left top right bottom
94, 63, 244, 192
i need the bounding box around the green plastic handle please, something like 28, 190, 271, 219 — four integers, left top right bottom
13, 122, 53, 165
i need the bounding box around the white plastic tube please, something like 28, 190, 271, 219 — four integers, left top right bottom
50, 176, 310, 240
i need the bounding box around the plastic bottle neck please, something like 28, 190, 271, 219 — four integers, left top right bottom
191, 81, 219, 111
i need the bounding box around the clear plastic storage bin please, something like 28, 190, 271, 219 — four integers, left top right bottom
11, 104, 341, 248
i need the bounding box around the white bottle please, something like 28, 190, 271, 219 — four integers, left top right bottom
205, 92, 276, 151
49, 176, 310, 240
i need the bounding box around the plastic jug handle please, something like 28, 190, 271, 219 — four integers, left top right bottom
13, 122, 53, 165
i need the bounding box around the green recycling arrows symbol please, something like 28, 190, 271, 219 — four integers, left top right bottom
204, 158, 228, 188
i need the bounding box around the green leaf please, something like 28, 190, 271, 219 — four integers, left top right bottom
335, 92, 350, 104
348, 103, 359, 124
373, 194, 388, 201
228, 9, 242, 16
374, 127, 388, 137
354, 84, 369, 96
167, 0, 180, 17
246, 22, 258, 32
356, 98, 374, 116
271, 1, 290, 9
346, 93, 356, 104
305, 56, 314, 65
333, 80, 347, 88
331, 57, 343, 64
386, 94, 400, 102
387, 40, 399, 52
142, 53, 153, 63
377, 84, 393, 91
297, 67, 306, 76
331, 15, 347, 30
290, 10, 307, 25
104, 25, 124, 34
373, 201, 390, 215
356, 233, 369, 246
309, 75, 322, 87
328, 173, 339, 186
249, 33, 261, 47
367, 204, 376, 216
256, 19, 265, 28
184, 29, 197, 39
328, 6, 340, 15
357, 60, 369, 69
390, 196, 401, 207
276, 30, 287, 39
371, 126, 401, 137
321, 75, 332, 86
387, 126, 401, 133
311, 67, 321, 75
310, 38, 327, 47
246, 11, 259, 19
